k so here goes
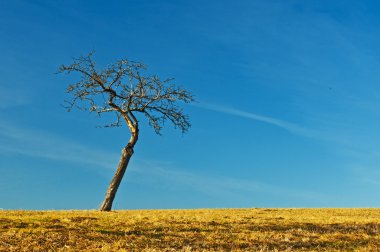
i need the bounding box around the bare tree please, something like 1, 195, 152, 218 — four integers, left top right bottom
59, 52, 194, 211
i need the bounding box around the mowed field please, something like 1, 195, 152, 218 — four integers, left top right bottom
1, 209, 380, 251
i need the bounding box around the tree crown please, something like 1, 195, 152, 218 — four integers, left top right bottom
59, 52, 194, 135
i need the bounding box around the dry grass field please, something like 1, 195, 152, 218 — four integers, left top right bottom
1, 208, 380, 251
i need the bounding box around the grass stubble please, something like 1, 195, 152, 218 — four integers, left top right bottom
1, 208, 380, 251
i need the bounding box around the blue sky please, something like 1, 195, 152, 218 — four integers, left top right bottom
2, 0, 380, 209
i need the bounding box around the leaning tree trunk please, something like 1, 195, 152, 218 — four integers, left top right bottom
99, 128, 138, 211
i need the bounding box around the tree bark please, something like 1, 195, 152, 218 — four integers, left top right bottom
99, 143, 134, 211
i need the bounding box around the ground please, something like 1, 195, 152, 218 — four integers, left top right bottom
1, 208, 380, 251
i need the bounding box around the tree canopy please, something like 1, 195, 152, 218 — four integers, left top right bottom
59, 51, 194, 135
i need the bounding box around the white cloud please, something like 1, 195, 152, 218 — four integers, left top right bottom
0, 86, 30, 109
0, 121, 118, 169
130, 160, 329, 205
196, 102, 322, 139
0, 120, 330, 206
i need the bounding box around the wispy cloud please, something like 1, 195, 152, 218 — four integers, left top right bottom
196, 102, 322, 139
350, 165, 380, 188
361, 178, 380, 188
130, 161, 330, 206
0, 121, 118, 169
0, 86, 30, 109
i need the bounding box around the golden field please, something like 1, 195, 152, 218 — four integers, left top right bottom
1, 208, 380, 251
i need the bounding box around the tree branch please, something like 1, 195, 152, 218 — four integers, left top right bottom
60, 51, 193, 134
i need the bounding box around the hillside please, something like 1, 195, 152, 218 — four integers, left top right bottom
1, 208, 380, 251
